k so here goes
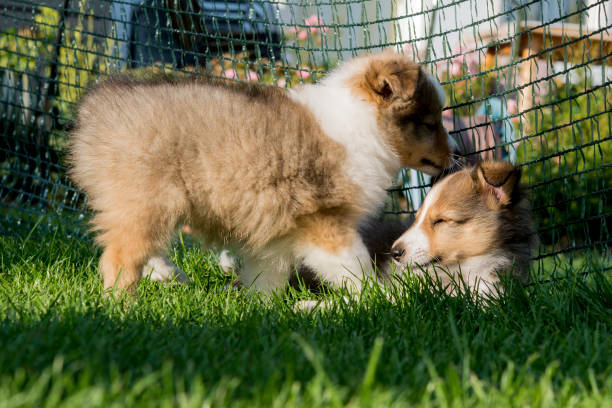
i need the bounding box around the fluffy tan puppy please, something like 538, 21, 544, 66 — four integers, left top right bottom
69, 52, 455, 295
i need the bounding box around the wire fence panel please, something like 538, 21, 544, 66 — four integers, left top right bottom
1, 0, 610, 278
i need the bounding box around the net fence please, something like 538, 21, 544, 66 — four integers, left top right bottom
1, 0, 610, 278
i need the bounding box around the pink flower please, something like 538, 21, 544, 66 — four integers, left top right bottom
304, 15, 322, 26
291, 15, 328, 41
464, 50, 481, 74
451, 61, 462, 77
276, 79, 286, 88
507, 99, 517, 114
224, 68, 258, 81
223, 69, 237, 79
245, 70, 259, 81
296, 69, 310, 79
304, 15, 328, 32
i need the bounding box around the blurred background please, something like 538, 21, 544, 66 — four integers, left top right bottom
0, 0, 610, 278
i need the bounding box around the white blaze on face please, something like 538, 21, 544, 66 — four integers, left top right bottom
394, 177, 447, 266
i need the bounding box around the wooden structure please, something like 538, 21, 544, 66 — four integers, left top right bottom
482, 21, 612, 111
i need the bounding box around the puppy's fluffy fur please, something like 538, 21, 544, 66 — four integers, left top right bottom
69, 52, 453, 294
391, 161, 538, 294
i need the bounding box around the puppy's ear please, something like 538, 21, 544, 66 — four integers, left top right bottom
365, 59, 421, 113
474, 161, 521, 208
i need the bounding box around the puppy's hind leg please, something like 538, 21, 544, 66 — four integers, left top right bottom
294, 216, 375, 293
99, 239, 150, 295
96, 213, 174, 295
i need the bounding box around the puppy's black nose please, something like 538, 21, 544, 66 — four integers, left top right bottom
391, 245, 405, 262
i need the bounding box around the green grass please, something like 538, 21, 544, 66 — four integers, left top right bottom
0, 225, 611, 407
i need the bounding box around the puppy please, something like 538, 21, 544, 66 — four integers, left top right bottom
391, 161, 538, 295
295, 161, 536, 311
69, 52, 454, 295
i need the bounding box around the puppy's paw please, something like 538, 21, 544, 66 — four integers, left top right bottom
294, 300, 322, 312
294, 296, 353, 312
142, 256, 189, 284
218, 250, 238, 274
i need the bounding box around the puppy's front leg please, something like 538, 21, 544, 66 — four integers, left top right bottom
294, 218, 374, 292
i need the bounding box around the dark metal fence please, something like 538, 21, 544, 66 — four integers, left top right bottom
1, 0, 610, 277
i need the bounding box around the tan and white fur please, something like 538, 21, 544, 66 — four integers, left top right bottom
69, 52, 454, 295
390, 161, 538, 295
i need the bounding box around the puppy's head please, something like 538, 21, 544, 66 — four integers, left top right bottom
390, 161, 525, 267
351, 53, 456, 176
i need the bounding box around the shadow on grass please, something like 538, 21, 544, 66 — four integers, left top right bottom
1, 273, 611, 399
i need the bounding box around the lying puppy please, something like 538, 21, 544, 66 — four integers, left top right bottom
70, 51, 455, 295
390, 161, 538, 294
294, 161, 537, 311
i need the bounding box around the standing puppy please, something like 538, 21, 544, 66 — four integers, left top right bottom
69, 52, 454, 295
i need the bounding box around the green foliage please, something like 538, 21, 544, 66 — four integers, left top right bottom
517, 74, 611, 247
0, 6, 116, 121
0, 7, 327, 121
0, 8, 59, 72
56, 7, 116, 119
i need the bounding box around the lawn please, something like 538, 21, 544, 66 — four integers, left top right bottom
0, 225, 611, 407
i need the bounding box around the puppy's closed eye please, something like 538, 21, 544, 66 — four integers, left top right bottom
432, 218, 446, 226
432, 217, 470, 227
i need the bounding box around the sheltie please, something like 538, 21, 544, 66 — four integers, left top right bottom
390, 161, 538, 294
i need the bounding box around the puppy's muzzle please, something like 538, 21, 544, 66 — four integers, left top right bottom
391, 244, 406, 262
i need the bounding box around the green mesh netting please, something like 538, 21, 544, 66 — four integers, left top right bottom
1, 0, 610, 278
